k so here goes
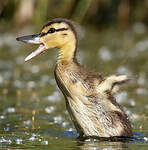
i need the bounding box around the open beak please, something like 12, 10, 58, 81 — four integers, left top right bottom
16, 34, 47, 61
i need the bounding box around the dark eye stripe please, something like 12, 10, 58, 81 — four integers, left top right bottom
56, 28, 68, 32
40, 28, 68, 37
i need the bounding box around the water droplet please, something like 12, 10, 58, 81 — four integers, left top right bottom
45, 91, 60, 102
13, 80, 24, 88
54, 115, 63, 124
27, 81, 36, 89
136, 88, 147, 95
24, 120, 32, 126
31, 65, 39, 73
137, 75, 146, 85
116, 66, 129, 74
62, 121, 69, 128
41, 140, 48, 145
98, 46, 112, 61
0, 115, 5, 119
144, 137, 148, 141
45, 106, 55, 114
132, 22, 146, 34
0, 75, 4, 84
115, 91, 128, 103
16, 139, 23, 144
5, 107, 15, 113
130, 99, 136, 107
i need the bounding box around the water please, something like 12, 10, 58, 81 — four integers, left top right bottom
0, 23, 148, 149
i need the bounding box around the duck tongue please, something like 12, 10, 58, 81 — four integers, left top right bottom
25, 43, 47, 61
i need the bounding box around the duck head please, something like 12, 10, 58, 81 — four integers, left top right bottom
16, 18, 77, 62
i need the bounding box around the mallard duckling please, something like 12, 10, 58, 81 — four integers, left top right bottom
16, 18, 133, 138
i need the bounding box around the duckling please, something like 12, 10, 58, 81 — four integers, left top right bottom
16, 18, 133, 138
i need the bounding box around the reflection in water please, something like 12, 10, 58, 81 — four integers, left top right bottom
78, 140, 127, 150
77, 132, 148, 150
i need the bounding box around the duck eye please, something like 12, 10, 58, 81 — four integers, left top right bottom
48, 28, 56, 33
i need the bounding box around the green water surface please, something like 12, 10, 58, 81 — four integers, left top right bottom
0, 24, 148, 149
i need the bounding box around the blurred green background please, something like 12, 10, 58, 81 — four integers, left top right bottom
0, 0, 148, 30
0, 0, 148, 149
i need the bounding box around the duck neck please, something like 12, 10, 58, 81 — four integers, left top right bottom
57, 38, 77, 64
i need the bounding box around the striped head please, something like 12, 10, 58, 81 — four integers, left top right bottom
16, 18, 77, 61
